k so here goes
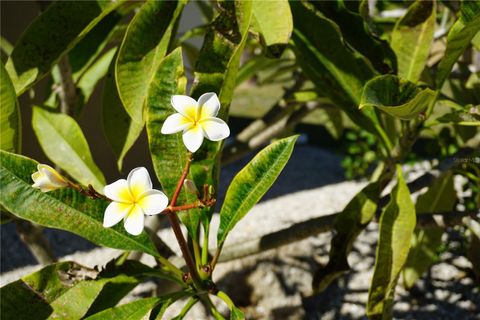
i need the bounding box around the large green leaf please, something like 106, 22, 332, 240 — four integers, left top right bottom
49, 275, 138, 320
85, 292, 186, 320
0, 62, 21, 153
1, 261, 137, 320
436, 1, 480, 89
312, 179, 384, 292
188, 0, 253, 233
1, 262, 96, 319
32, 106, 105, 190
85, 297, 161, 320
251, 0, 292, 57
0, 150, 159, 257
391, 0, 436, 82
291, 1, 374, 106
290, 1, 378, 134
359, 75, 436, 120
217, 136, 298, 246
115, 0, 187, 124
145, 48, 199, 237
69, 11, 124, 82
402, 172, 456, 289
311, 0, 396, 73
102, 52, 143, 172
367, 166, 416, 319
5, 0, 125, 95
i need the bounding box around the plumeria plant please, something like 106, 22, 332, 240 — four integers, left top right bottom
1, 0, 479, 319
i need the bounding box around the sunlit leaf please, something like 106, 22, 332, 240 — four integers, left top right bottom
402, 172, 456, 289
85, 297, 160, 320
251, 0, 292, 57
32, 106, 105, 191
436, 1, 480, 89
116, 0, 187, 124
391, 0, 436, 82
359, 75, 436, 120
0, 62, 21, 153
6, 0, 125, 95
217, 136, 298, 246
0, 150, 159, 257
0, 262, 96, 319
367, 166, 416, 319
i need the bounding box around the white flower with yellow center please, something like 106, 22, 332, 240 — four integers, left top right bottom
103, 167, 168, 236
31, 164, 69, 192
161, 92, 230, 152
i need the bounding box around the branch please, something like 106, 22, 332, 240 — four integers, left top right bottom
57, 56, 76, 116
16, 220, 57, 265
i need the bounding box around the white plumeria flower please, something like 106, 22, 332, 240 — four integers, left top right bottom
31, 164, 69, 192
161, 92, 230, 153
103, 167, 169, 236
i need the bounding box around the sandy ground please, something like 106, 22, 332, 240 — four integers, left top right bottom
1, 146, 479, 319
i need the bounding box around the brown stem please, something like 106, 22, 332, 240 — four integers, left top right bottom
166, 153, 202, 286
57, 56, 77, 117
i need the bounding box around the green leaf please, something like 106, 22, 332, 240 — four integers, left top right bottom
0, 261, 98, 319
391, 0, 436, 82
188, 0, 253, 234
436, 1, 480, 89
69, 11, 124, 82
145, 48, 199, 237
291, 1, 375, 106
86, 292, 186, 320
217, 136, 298, 246
367, 166, 416, 319
84, 297, 160, 320
0, 62, 21, 153
115, 0, 187, 124
0, 150, 159, 257
32, 106, 105, 191
312, 179, 384, 292
359, 74, 436, 120
102, 52, 143, 172
49, 275, 138, 320
251, 0, 292, 57
290, 1, 379, 134
402, 172, 456, 289
5, 0, 125, 95
76, 47, 117, 117
0, 35, 13, 56
311, 0, 396, 73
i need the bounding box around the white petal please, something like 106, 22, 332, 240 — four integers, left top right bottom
161, 113, 193, 134
124, 205, 145, 236
32, 174, 58, 192
137, 190, 169, 215
200, 117, 230, 141
103, 202, 131, 228
182, 126, 204, 152
198, 92, 220, 119
171, 95, 198, 120
38, 164, 68, 187
104, 179, 133, 203
127, 167, 152, 200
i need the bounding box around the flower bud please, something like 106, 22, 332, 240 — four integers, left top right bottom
31, 164, 69, 192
